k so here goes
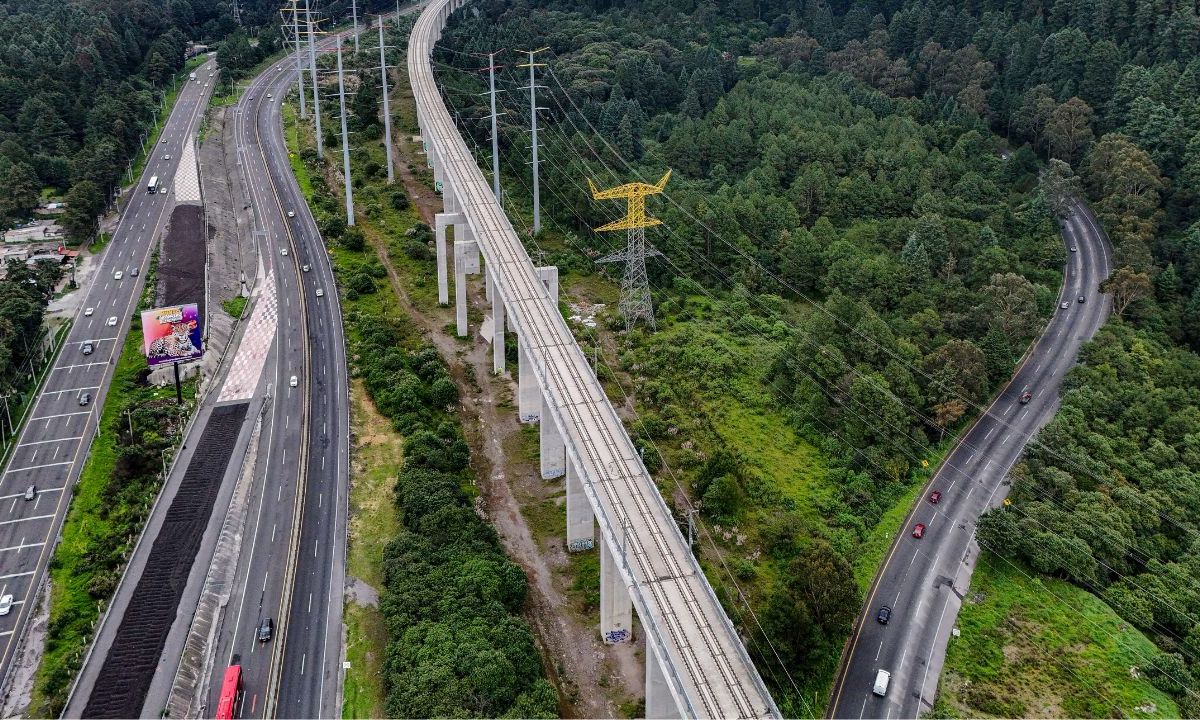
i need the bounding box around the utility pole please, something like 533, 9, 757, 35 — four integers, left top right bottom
351, 0, 360, 53
518, 48, 549, 234
590, 171, 671, 331
288, 0, 307, 117
482, 51, 503, 202
336, 34, 355, 225
306, 0, 323, 158
377, 20, 395, 183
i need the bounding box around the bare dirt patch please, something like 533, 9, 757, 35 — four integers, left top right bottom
346, 72, 649, 716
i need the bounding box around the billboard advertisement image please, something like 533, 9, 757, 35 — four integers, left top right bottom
141, 303, 204, 366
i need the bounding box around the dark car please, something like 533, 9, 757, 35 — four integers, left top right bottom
912, 523, 926, 539
929, 490, 942, 504
876, 606, 892, 625
257, 617, 274, 643
1070, 245, 1078, 252
1078, 295, 1086, 303
1019, 390, 1033, 404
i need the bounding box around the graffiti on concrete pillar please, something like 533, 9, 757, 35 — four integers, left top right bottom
604, 628, 630, 644
568, 538, 594, 552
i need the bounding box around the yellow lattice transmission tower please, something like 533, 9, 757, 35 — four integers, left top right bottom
589, 171, 671, 331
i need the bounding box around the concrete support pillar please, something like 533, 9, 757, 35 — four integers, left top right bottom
491, 269, 506, 373
566, 458, 594, 552
453, 237, 479, 337
518, 337, 539, 422
434, 212, 463, 307
600, 536, 633, 643
646, 642, 681, 719
540, 393, 565, 479
536, 265, 559, 305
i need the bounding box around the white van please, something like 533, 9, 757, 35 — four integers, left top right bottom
873, 669, 891, 697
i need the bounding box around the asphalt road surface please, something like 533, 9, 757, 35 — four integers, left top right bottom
828, 200, 1112, 720
0, 58, 217, 689
206, 39, 354, 720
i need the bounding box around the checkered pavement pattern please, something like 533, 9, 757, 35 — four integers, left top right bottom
218, 271, 277, 403
175, 140, 202, 205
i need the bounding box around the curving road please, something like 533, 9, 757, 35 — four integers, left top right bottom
0, 58, 217, 690
206, 34, 357, 720
828, 200, 1112, 719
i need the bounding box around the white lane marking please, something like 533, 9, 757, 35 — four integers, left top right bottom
17, 436, 82, 448
0, 571, 32, 581
875, 639, 884, 661
0, 515, 53, 527
985, 426, 996, 440
6, 461, 72, 474
53, 362, 106, 373
0, 541, 43, 553
271, 523, 277, 543
40, 386, 100, 397
300, 653, 306, 676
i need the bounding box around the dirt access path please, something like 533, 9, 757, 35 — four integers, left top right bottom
354, 65, 646, 718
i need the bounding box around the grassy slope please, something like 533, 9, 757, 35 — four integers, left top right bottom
31, 327, 194, 715
938, 555, 1178, 719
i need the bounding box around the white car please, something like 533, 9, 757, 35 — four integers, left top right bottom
160, 138, 167, 144
114, 271, 124, 280
315, 288, 324, 297
267, 93, 273, 99
163, 154, 171, 160
287, 210, 295, 218
106, 316, 118, 327
84, 307, 94, 317
289, 375, 298, 388
0, 594, 13, 616
280, 247, 288, 257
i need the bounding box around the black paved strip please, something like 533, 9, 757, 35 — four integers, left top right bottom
159, 204, 207, 318
83, 402, 249, 719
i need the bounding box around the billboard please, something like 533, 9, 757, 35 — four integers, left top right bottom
141, 304, 204, 366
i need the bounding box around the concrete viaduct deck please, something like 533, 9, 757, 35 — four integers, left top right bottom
409, 1, 780, 718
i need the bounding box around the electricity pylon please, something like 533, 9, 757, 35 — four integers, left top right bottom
589, 170, 671, 331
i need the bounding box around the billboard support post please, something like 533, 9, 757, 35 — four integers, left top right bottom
173, 362, 183, 404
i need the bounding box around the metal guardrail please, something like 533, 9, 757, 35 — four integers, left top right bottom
408, 2, 780, 717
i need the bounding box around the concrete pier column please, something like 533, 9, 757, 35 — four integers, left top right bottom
540, 393, 565, 479
536, 265, 559, 305
646, 642, 681, 719
600, 537, 633, 643
491, 270, 505, 373
453, 237, 479, 337
518, 337, 539, 422
566, 459, 594, 552
434, 212, 463, 307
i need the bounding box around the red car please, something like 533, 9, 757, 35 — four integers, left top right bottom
912, 523, 926, 539
929, 491, 942, 504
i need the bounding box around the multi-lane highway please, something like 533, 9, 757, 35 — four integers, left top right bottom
205, 37, 351, 719
828, 200, 1112, 718
0, 58, 217, 687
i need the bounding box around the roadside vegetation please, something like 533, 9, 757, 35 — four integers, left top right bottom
938, 556, 1178, 718
30, 327, 196, 717
283, 78, 558, 717
435, 3, 1060, 710
428, 0, 1200, 712
221, 295, 248, 319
